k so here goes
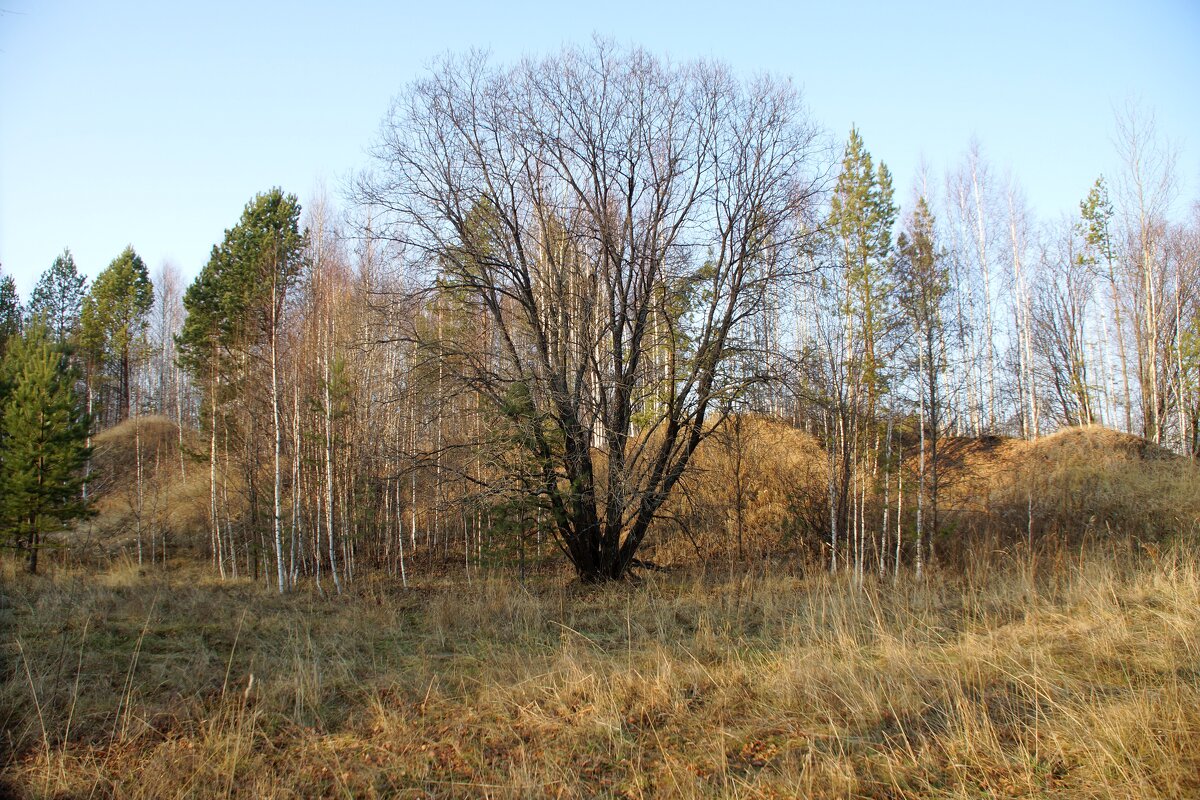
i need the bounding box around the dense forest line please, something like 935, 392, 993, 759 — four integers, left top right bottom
1, 44, 1197, 585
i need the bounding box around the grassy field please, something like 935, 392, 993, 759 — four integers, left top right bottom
3, 544, 1198, 799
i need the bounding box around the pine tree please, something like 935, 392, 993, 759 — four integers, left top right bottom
1079, 176, 1132, 433
80, 246, 153, 423
179, 189, 306, 591
0, 265, 22, 433
896, 196, 951, 574
0, 323, 91, 573
828, 127, 898, 421
179, 190, 307, 361
28, 248, 88, 345
823, 128, 898, 573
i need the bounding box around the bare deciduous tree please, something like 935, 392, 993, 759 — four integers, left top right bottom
1032, 222, 1095, 427
1114, 102, 1179, 443
360, 43, 823, 581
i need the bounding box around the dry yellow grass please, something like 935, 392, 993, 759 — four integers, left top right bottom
2, 544, 1198, 799
6, 419, 1198, 797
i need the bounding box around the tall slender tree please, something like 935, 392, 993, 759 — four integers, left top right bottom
828, 127, 898, 425
1080, 177, 1131, 432
179, 189, 307, 592
896, 196, 950, 574
1114, 103, 1177, 443
0, 266, 20, 360
1032, 224, 1096, 426
823, 127, 897, 571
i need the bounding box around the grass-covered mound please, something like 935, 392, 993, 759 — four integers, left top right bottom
62, 416, 211, 565
940, 425, 1200, 548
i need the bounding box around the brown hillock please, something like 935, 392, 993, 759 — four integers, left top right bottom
938, 425, 1199, 547
76, 416, 211, 560
68, 416, 1200, 569
654, 415, 828, 563
658, 420, 1198, 565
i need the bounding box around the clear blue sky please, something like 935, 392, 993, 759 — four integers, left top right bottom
2, 0, 1197, 295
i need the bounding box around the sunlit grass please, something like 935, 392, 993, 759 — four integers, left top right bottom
3, 544, 1197, 798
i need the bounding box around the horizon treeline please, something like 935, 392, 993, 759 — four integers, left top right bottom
1, 44, 1196, 585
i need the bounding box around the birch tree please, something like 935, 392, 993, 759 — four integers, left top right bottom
1114, 103, 1178, 443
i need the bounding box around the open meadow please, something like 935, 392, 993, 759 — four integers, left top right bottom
3, 540, 1199, 799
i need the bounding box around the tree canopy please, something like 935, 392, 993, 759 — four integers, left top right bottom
179, 188, 306, 372
0, 266, 20, 361
359, 42, 823, 581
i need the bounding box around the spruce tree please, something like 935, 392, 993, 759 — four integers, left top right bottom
0, 323, 91, 573
28, 249, 88, 345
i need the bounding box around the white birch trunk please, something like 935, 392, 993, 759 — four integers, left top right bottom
916, 348, 926, 580
271, 274, 285, 594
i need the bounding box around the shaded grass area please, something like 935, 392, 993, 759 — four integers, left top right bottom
2, 548, 1198, 798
